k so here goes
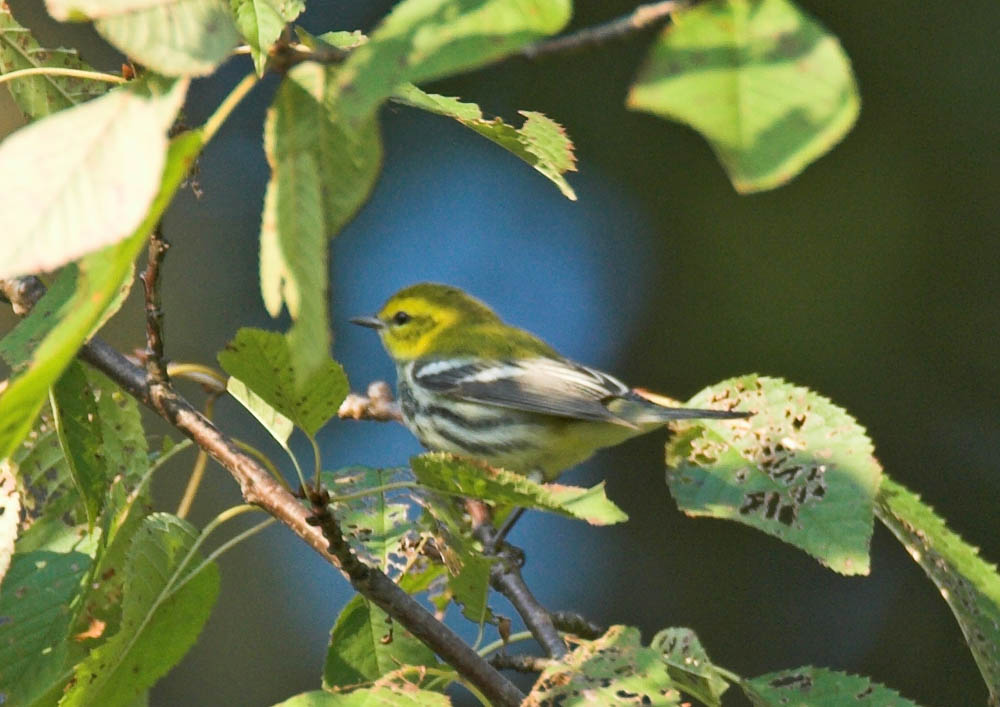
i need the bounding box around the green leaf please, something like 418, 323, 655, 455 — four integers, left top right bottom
89, 368, 149, 482
627, 0, 859, 193
875, 478, 1000, 702
0, 550, 92, 706
0, 4, 108, 120
274, 687, 449, 706
0, 461, 19, 584
0, 129, 204, 462
0, 266, 78, 371
261, 62, 382, 379
333, 0, 572, 123
411, 453, 628, 525
60, 513, 220, 707
324, 467, 418, 577
446, 551, 493, 626
0, 76, 188, 279
218, 327, 349, 436
46, 0, 239, 77
650, 627, 730, 706
226, 377, 294, 446
741, 666, 920, 706
666, 375, 880, 575
50, 361, 106, 528
323, 594, 438, 689
231, 0, 305, 75
393, 84, 576, 199
528, 625, 682, 705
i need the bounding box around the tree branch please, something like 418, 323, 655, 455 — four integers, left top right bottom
139, 228, 170, 383
0, 276, 524, 707
489, 653, 552, 673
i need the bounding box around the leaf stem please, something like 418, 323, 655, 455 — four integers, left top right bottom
477, 630, 537, 656
233, 438, 291, 491
177, 387, 221, 518
166, 362, 228, 393
201, 72, 257, 144
0, 66, 128, 87
309, 434, 322, 490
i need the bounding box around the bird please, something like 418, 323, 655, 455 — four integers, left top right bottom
351, 283, 748, 483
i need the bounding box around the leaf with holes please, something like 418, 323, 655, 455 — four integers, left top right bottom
60, 513, 220, 707
0, 550, 91, 706
0, 5, 108, 120
323, 594, 438, 689
46, 0, 239, 77
875, 478, 1000, 702
666, 375, 880, 575
628, 0, 859, 193
231, 0, 305, 75
332, 0, 571, 123
394, 84, 576, 199
526, 625, 682, 705
650, 627, 729, 706
412, 453, 628, 525
741, 666, 920, 706
275, 687, 449, 706
323, 467, 419, 578
260, 62, 382, 379
218, 327, 349, 437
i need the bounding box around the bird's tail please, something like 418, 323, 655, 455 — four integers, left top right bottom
614, 388, 749, 425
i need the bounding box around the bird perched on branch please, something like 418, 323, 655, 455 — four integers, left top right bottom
351, 283, 748, 482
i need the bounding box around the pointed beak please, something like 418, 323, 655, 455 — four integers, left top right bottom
350, 316, 385, 330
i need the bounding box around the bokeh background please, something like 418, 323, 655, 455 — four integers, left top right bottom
3, 1, 999, 704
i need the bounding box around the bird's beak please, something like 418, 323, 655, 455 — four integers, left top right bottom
350, 316, 385, 330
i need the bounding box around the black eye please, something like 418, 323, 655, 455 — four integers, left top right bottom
392, 311, 411, 325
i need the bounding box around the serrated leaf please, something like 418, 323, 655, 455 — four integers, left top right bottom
446, 551, 493, 625
0, 5, 108, 120
218, 327, 349, 436
875, 478, 1000, 702
323, 467, 418, 577
0, 76, 188, 279
627, 0, 859, 193
261, 62, 382, 379
666, 375, 880, 575
332, 0, 572, 123
89, 368, 148, 481
274, 687, 449, 706
526, 625, 682, 706
46, 0, 239, 77
323, 594, 438, 689
393, 84, 576, 199
50, 361, 106, 528
0, 266, 78, 371
411, 453, 628, 525
0, 125, 198, 462
0, 550, 92, 706
742, 666, 920, 706
231, 0, 305, 75
0, 461, 19, 584
60, 513, 220, 707
650, 627, 730, 706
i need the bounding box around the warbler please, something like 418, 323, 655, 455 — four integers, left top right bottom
352, 283, 747, 481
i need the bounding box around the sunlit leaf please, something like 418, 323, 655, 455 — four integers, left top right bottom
46, 0, 239, 77
876, 478, 1000, 702
0, 460, 19, 584
226, 377, 294, 447
0, 5, 108, 120
741, 666, 920, 706
666, 375, 880, 575
60, 513, 220, 707
323, 594, 437, 689
412, 453, 628, 525
260, 62, 382, 379
274, 686, 449, 706
650, 627, 730, 706
394, 85, 576, 199
0, 76, 188, 279
527, 625, 682, 705
218, 327, 349, 436
628, 0, 859, 193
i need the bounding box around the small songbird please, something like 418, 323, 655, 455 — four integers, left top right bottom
352, 283, 747, 482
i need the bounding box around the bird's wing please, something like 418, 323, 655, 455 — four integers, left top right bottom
412, 357, 635, 426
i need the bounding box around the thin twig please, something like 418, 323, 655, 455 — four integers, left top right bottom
488, 653, 552, 673
338, 381, 403, 422
0, 276, 524, 707
139, 229, 170, 383
550, 610, 605, 639
521, 1, 684, 59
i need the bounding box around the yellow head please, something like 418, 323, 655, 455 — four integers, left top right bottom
350, 283, 503, 361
